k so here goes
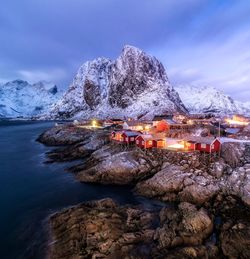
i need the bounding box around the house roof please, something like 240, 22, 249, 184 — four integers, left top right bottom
225, 128, 241, 134
153, 115, 173, 121
122, 131, 141, 137
111, 119, 124, 122
136, 134, 154, 140
124, 121, 146, 126
185, 137, 221, 145
165, 119, 177, 124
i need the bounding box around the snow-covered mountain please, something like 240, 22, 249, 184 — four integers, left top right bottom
0, 80, 61, 118
48, 45, 187, 120
175, 85, 250, 115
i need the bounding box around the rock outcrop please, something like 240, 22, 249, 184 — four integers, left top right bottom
49, 198, 216, 259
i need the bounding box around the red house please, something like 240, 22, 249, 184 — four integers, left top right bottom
184, 137, 221, 153
136, 135, 166, 149
153, 138, 166, 148
111, 131, 124, 142
136, 135, 154, 149
121, 131, 140, 144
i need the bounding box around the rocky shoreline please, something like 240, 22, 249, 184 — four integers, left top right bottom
37, 126, 250, 258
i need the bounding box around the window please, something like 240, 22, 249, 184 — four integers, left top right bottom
142, 141, 145, 145
131, 137, 134, 141
201, 143, 206, 148
211, 144, 214, 149
136, 140, 139, 144
126, 137, 128, 141
148, 140, 152, 145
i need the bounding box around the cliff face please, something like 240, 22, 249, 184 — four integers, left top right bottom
48, 45, 187, 119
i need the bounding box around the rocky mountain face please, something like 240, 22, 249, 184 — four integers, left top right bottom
48, 45, 187, 119
0, 80, 61, 118
175, 85, 250, 115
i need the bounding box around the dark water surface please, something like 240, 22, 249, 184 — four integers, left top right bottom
0, 121, 160, 259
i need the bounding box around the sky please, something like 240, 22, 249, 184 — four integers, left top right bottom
0, 0, 250, 101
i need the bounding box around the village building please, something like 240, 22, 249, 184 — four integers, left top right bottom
103, 119, 115, 127
225, 115, 250, 127
135, 134, 166, 149
121, 131, 140, 144
184, 137, 221, 153
110, 119, 124, 125
111, 130, 140, 144
123, 121, 152, 132
152, 115, 174, 127
136, 134, 154, 149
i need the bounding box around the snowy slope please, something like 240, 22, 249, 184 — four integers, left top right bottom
48, 45, 187, 120
0, 80, 61, 118
175, 85, 250, 115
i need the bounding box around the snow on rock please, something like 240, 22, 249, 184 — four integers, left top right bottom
0, 80, 61, 118
47, 45, 187, 120
175, 85, 250, 115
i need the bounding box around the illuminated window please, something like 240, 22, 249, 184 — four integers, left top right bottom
211, 144, 214, 149
131, 137, 134, 141
148, 140, 152, 145
201, 144, 206, 148
136, 140, 139, 144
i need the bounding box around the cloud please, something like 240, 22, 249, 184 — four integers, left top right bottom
0, 0, 250, 101
18, 68, 67, 85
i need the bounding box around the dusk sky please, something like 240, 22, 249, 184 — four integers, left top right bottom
1, 0, 250, 101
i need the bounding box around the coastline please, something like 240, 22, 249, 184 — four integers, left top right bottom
37, 124, 250, 258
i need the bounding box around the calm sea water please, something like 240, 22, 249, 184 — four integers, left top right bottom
0, 121, 161, 259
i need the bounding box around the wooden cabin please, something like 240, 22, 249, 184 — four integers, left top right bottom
184, 137, 221, 153
136, 135, 155, 149
110, 119, 124, 125
121, 131, 140, 144
135, 135, 166, 149
111, 131, 124, 142
152, 115, 174, 127
153, 138, 166, 148
123, 121, 152, 131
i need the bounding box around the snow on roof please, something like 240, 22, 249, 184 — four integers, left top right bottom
125, 121, 145, 126
153, 115, 173, 121
165, 119, 177, 124
225, 128, 241, 134
185, 137, 221, 145
137, 134, 154, 140
122, 131, 141, 137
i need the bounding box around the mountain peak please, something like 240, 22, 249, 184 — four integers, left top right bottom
122, 45, 144, 54
48, 46, 187, 119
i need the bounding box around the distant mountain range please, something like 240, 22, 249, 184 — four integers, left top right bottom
175, 85, 250, 115
0, 46, 249, 119
0, 80, 61, 118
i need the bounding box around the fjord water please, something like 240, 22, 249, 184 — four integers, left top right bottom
0, 121, 149, 259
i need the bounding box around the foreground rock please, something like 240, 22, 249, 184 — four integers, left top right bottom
50, 198, 216, 259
